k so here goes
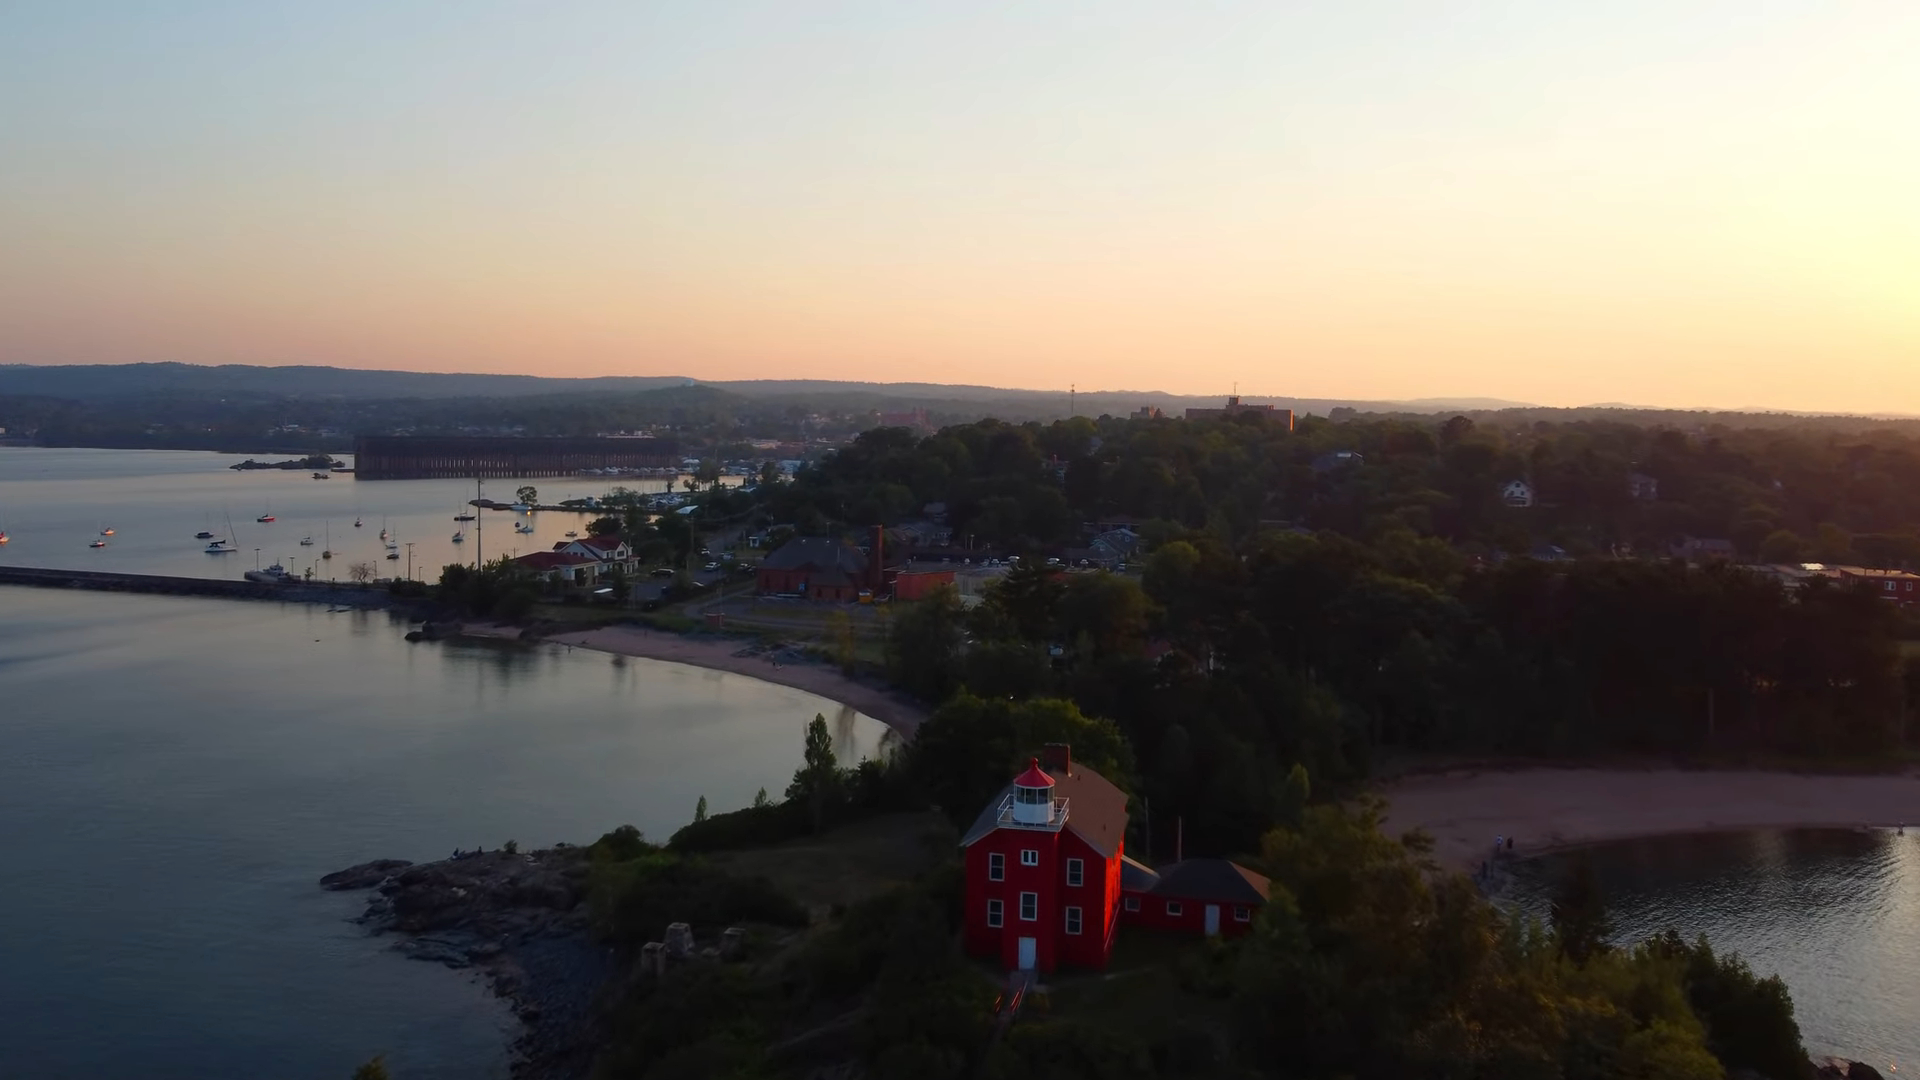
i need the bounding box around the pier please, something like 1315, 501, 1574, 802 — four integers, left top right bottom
352, 435, 678, 480
0, 565, 395, 607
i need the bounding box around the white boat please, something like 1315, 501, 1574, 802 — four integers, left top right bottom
378, 520, 389, 541
90, 539, 107, 548
354, 517, 363, 528
0, 531, 9, 545
564, 530, 578, 538
299, 536, 315, 546
385, 539, 398, 550
100, 527, 115, 536
451, 530, 466, 543
514, 522, 534, 534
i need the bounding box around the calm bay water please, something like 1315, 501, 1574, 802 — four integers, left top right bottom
0, 585, 892, 1079
0, 445, 697, 581
1506, 829, 1920, 1071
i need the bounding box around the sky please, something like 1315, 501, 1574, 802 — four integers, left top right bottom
1, 1, 1915, 412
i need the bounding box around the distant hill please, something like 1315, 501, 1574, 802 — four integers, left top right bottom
0, 362, 700, 400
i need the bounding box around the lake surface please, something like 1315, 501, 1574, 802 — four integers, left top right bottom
0, 585, 894, 1080
1505, 829, 1920, 1071
0, 445, 707, 581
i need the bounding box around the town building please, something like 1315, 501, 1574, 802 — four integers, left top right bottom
755, 537, 870, 601
1185, 396, 1295, 430
1501, 480, 1535, 508
961, 745, 1271, 973
509, 534, 636, 589
1131, 406, 1164, 420
1628, 472, 1660, 501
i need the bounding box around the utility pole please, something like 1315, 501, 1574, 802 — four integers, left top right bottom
405, 542, 415, 581
474, 477, 483, 570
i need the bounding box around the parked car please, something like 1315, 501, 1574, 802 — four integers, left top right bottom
649, 567, 674, 578
703, 561, 720, 571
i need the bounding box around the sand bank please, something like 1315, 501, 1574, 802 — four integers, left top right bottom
1379, 767, 1920, 870
541, 626, 930, 738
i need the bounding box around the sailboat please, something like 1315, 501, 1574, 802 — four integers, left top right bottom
256, 506, 275, 523
378, 518, 389, 541
515, 521, 534, 534
100, 527, 115, 536
321, 523, 333, 560
354, 517, 363, 528
89, 538, 107, 548
206, 512, 238, 554
451, 529, 466, 543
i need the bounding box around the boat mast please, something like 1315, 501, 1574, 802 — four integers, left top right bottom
475, 476, 483, 570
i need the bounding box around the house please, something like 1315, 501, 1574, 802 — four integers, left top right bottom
1830, 566, 1920, 604
960, 744, 1271, 973
1670, 537, 1736, 561
509, 550, 603, 588
1628, 472, 1659, 501
1501, 480, 1535, 508
755, 536, 870, 601
552, 535, 638, 577
1119, 858, 1272, 938
1131, 406, 1164, 420
1312, 450, 1364, 473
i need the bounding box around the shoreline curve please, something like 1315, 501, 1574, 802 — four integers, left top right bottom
1379, 766, 1920, 871
532, 625, 930, 738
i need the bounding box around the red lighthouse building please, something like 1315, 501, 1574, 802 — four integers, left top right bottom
961, 743, 1274, 973
960, 745, 1129, 973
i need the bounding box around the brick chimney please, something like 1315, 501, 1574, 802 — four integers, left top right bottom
1041, 742, 1071, 777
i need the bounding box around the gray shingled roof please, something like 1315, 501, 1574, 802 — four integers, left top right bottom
759, 537, 867, 574
1147, 859, 1270, 905
1119, 855, 1159, 891
958, 761, 1130, 857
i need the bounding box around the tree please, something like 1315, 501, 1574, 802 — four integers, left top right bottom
785, 714, 846, 831
348, 561, 376, 584
752, 787, 769, 809
515, 485, 539, 506
1550, 852, 1615, 964
885, 583, 966, 700
694, 795, 708, 823
351, 1057, 391, 1080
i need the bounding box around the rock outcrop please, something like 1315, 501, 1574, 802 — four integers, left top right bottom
321, 847, 608, 1080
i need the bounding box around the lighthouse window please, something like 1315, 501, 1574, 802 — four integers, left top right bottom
1020, 849, 1039, 867
1065, 858, 1083, 886
1065, 906, 1083, 935
1019, 892, 1038, 921
988, 853, 1004, 881
986, 899, 1003, 927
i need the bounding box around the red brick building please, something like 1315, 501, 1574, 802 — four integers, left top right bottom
754, 537, 870, 601
960, 745, 1271, 973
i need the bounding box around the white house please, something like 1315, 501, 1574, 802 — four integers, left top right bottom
552, 535, 638, 577
1501, 480, 1535, 508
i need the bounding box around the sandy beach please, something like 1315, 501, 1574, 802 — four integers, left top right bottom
1380, 767, 1920, 870
539, 626, 931, 737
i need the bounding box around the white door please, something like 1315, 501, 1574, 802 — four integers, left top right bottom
1017, 936, 1037, 970
1204, 905, 1221, 936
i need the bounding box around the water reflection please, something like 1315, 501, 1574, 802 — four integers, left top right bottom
1507, 829, 1920, 1067
0, 586, 894, 1079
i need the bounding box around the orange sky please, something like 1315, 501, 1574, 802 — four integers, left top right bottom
2, 3, 1915, 412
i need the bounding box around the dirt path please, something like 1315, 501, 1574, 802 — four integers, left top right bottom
1379, 767, 1920, 870
541, 625, 930, 738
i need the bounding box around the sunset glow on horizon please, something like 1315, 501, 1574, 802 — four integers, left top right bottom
3, 2, 1916, 413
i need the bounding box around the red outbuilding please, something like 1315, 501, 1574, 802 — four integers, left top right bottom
960, 744, 1271, 974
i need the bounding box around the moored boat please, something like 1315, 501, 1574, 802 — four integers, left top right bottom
90, 539, 107, 548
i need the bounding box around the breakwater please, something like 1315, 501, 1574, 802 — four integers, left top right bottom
0, 565, 395, 607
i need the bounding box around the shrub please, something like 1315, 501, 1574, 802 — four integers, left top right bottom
591, 857, 807, 947
667, 802, 809, 854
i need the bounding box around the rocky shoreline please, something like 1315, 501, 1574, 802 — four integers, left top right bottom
321, 847, 613, 1080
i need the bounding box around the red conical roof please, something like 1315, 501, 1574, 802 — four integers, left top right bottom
1013, 757, 1055, 788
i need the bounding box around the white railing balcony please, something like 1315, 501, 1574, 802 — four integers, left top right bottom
995, 794, 1069, 829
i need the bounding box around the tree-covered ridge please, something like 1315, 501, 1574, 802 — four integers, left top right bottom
774, 412, 1920, 560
